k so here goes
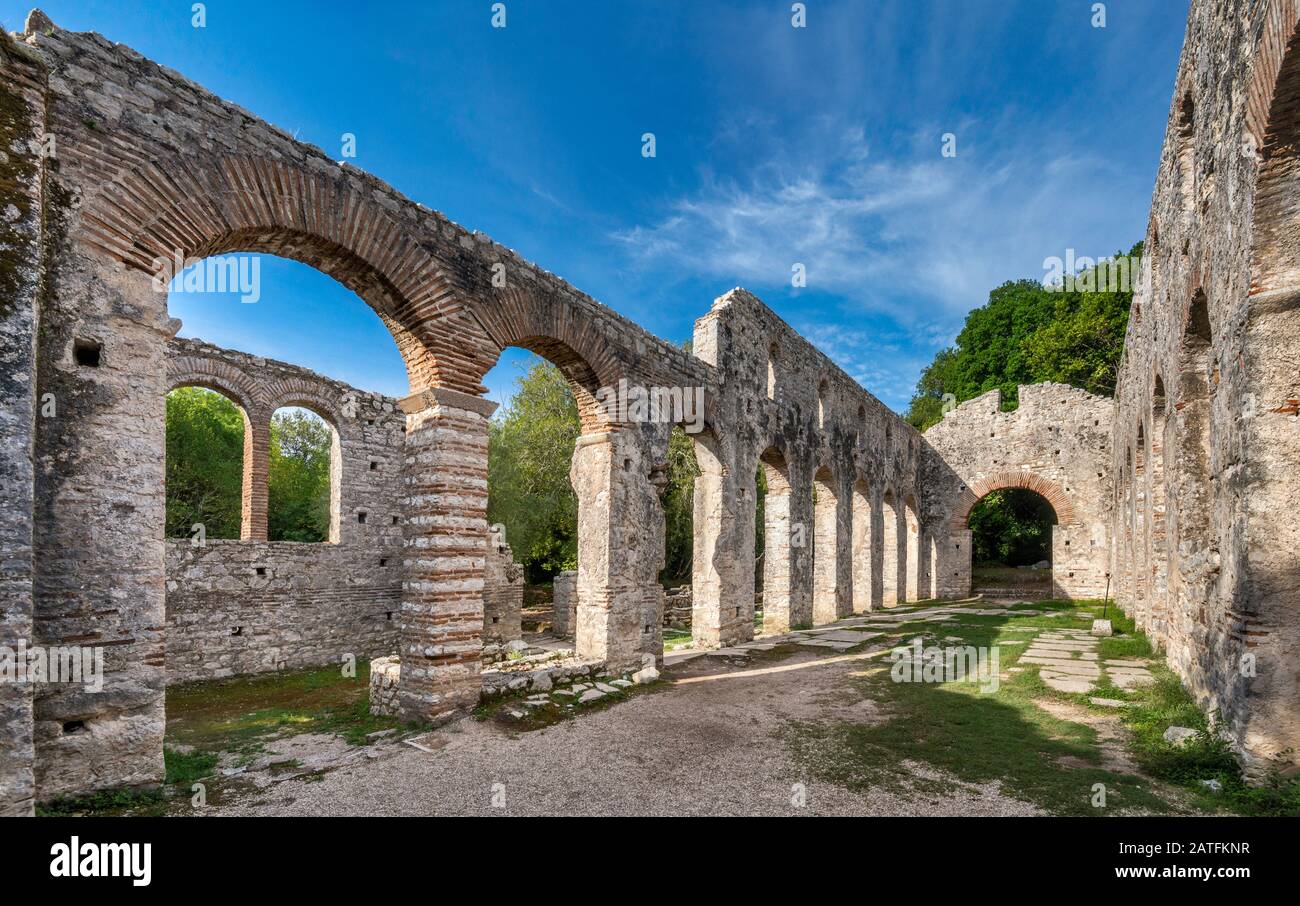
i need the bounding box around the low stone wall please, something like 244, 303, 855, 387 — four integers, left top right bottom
369, 656, 402, 717
663, 586, 692, 628
166, 540, 401, 683
483, 527, 524, 644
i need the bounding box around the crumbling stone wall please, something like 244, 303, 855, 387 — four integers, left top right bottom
163, 339, 404, 683
689, 289, 930, 646
0, 30, 46, 817
8, 0, 1299, 805
1108, 0, 1300, 774
922, 384, 1114, 600
482, 525, 523, 644
9, 9, 705, 801
551, 570, 577, 638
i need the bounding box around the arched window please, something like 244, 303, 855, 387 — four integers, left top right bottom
165, 386, 248, 540
267, 405, 339, 543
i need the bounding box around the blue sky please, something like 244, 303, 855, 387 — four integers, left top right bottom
5, 1, 1188, 410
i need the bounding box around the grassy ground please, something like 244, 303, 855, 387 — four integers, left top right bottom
785, 598, 1300, 816
39, 662, 414, 816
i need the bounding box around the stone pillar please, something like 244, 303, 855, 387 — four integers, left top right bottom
811, 472, 840, 625
0, 48, 44, 817
882, 497, 903, 606
787, 467, 815, 628
850, 484, 872, 613
571, 430, 665, 670
396, 387, 495, 723
551, 570, 577, 638
936, 527, 973, 598
241, 407, 270, 541
905, 510, 921, 602
761, 464, 794, 633
690, 437, 755, 648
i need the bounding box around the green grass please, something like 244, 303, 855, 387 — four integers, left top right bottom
166, 663, 414, 751
37, 746, 220, 817
785, 599, 1176, 815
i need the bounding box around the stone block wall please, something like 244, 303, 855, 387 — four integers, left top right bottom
922, 384, 1114, 600
482, 525, 523, 644
689, 289, 929, 645
0, 31, 47, 817
551, 571, 577, 638
163, 340, 405, 684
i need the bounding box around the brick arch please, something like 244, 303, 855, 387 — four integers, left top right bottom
1247, 2, 1300, 295
474, 285, 637, 431
264, 380, 344, 429
1244, 1, 1300, 156
166, 355, 261, 413
951, 471, 1078, 530
77, 154, 485, 395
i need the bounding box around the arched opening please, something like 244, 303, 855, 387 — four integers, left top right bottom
159, 247, 423, 752
812, 466, 839, 624
766, 342, 779, 401
904, 494, 921, 602
967, 488, 1059, 600
1149, 375, 1170, 642
881, 490, 901, 607
851, 479, 873, 613
266, 405, 338, 543
481, 348, 585, 653
165, 386, 249, 541
1133, 423, 1148, 619
759, 448, 792, 632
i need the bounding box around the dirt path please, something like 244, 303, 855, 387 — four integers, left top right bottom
205, 644, 1042, 817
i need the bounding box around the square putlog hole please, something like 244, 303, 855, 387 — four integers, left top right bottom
73, 338, 102, 367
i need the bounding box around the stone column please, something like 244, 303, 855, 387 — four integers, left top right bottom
761, 466, 794, 633
396, 387, 495, 723
571, 430, 665, 670
787, 466, 815, 628
690, 438, 755, 648
904, 510, 921, 602
241, 407, 270, 541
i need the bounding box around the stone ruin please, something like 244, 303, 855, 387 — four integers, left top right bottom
3, 0, 1299, 813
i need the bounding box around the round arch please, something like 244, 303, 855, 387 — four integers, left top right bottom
952, 471, 1078, 530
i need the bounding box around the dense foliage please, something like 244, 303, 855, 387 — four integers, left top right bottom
906, 243, 1140, 564
968, 488, 1057, 566
905, 242, 1140, 431
267, 409, 332, 542
165, 388, 332, 542
165, 387, 245, 539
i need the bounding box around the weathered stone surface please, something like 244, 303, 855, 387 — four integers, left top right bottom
6, 0, 1300, 805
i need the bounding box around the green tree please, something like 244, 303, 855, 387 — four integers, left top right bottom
659, 427, 700, 585
905, 242, 1140, 431
165, 387, 245, 539
487, 360, 582, 580
267, 408, 333, 542
968, 488, 1056, 566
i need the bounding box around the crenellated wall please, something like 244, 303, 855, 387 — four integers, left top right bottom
921, 384, 1114, 600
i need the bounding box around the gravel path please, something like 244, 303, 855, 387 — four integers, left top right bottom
206, 644, 1042, 817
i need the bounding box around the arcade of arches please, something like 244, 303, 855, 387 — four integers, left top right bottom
2, 0, 1299, 812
